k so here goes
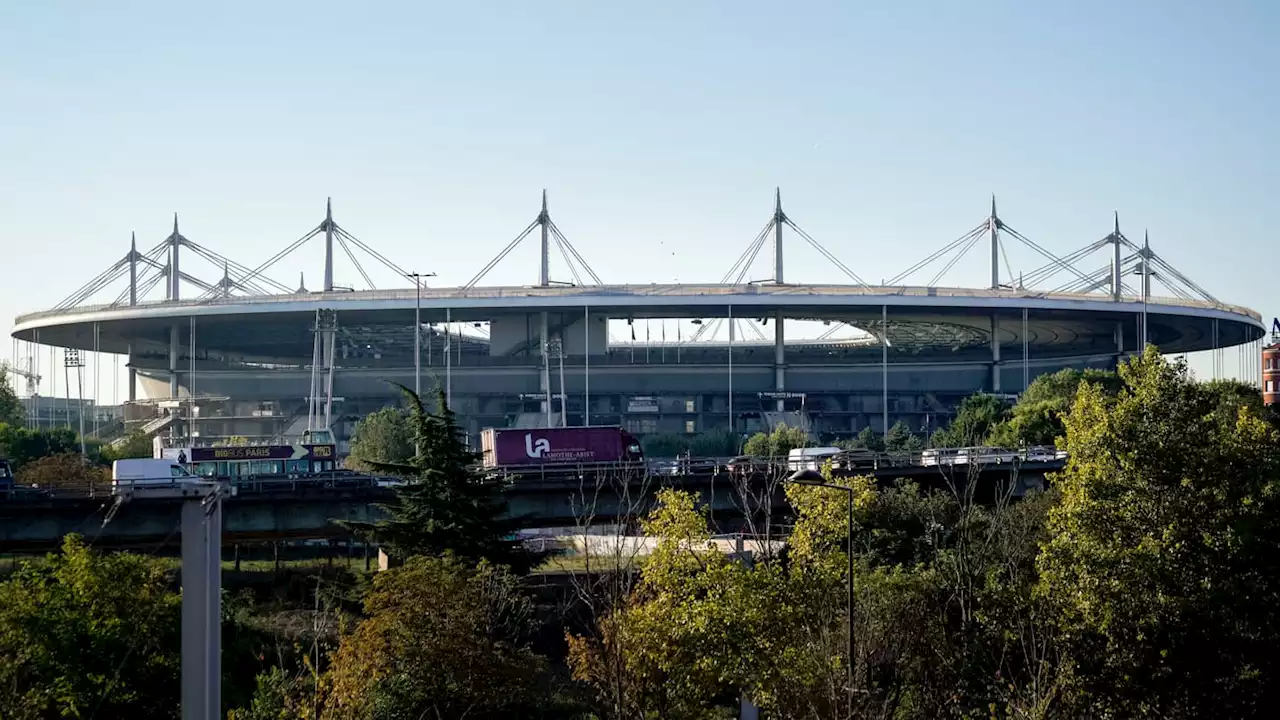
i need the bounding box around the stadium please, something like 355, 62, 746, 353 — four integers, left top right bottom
8, 194, 1266, 452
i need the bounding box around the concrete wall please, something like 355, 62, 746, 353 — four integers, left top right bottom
488, 311, 610, 356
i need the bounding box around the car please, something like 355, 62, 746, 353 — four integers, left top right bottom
830, 450, 879, 472
1024, 445, 1059, 462
725, 455, 770, 476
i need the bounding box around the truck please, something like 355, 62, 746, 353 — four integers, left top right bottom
112, 458, 196, 487
480, 426, 644, 469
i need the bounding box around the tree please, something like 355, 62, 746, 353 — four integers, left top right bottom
836, 426, 880, 451
988, 367, 1122, 447
321, 555, 552, 719
883, 420, 924, 453
100, 431, 153, 462
1038, 347, 1280, 716
0, 363, 22, 427
344, 386, 537, 572
0, 534, 182, 718
347, 406, 414, 470
0, 424, 80, 469
929, 393, 1010, 448
742, 423, 808, 459
17, 452, 109, 491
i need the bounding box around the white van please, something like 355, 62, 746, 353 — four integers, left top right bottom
787, 446, 843, 472
112, 458, 195, 487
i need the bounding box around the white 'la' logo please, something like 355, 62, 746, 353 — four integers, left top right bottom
525, 434, 550, 458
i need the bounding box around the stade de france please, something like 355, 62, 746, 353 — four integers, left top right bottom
8, 193, 1265, 454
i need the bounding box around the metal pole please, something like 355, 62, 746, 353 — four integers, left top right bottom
557, 338, 567, 427
76, 360, 85, 456
1022, 308, 1029, 391
1112, 212, 1122, 301
989, 196, 1000, 289
584, 305, 590, 426
445, 308, 452, 408
881, 305, 888, 434
412, 275, 421, 397
93, 323, 100, 439
728, 304, 734, 433
541, 313, 552, 426
323, 198, 334, 292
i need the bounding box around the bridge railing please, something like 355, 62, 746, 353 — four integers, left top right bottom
0, 447, 1067, 502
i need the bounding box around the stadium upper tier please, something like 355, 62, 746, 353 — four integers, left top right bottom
11, 283, 1264, 361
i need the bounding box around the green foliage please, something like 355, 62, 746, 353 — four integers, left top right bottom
929, 393, 1010, 448
321, 555, 552, 719
741, 423, 809, 458
0, 534, 181, 719
0, 364, 22, 427
347, 406, 414, 470
344, 386, 537, 573
883, 420, 925, 453
988, 367, 1122, 447
686, 430, 742, 457
642, 431, 742, 458
99, 431, 153, 463
227, 666, 304, 720
0, 424, 80, 469
1039, 347, 1280, 716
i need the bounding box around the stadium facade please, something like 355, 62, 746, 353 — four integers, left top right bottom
9, 195, 1266, 450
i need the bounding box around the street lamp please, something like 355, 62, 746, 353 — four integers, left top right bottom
405, 272, 436, 398
787, 467, 855, 697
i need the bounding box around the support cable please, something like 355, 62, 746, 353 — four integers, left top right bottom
999, 236, 1016, 287
335, 235, 375, 290
182, 239, 290, 293
885, 222, 987, 286
334, 225, 415, 282
1051, 264, 1114, 294
55, 237, 165, 309
182, 242, 287, 296
719, 219, 775, 284
234, 226, 325, 291
107, 244, 172, 306
783, 217, 869, 286
1145, 253, 1218, 303
1020, 236, 1114, 287
1000, 223, 1095, 287
547, 220, 604, 285
690, 220, 775, 343
462, 219, 540, 290
928, 232, 983, 286
551, 233, 586, 287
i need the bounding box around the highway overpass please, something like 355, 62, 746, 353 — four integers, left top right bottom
0, 461, 1061, 552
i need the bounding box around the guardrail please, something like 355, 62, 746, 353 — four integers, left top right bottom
0, 448, 1067, 502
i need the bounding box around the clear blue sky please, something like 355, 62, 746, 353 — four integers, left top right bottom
2, 0, 1277, 401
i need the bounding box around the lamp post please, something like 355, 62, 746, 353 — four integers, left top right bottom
63, 349, 86, 457
787, 467, 855, 698
404, 272, 436, 398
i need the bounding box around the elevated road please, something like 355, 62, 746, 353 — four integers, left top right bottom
0, 460, 1062, 552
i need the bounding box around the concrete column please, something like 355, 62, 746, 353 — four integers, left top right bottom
990, 314, 1001, 392
179, 494, 223, 720
127, 343, 137, 402
773, 310, 785, 411
169, 325, 180, 398
540, 312, 552, 426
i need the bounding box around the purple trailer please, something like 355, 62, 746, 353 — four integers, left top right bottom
480, 426, 644, 468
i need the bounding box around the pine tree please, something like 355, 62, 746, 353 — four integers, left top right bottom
346, 386, 539, 573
